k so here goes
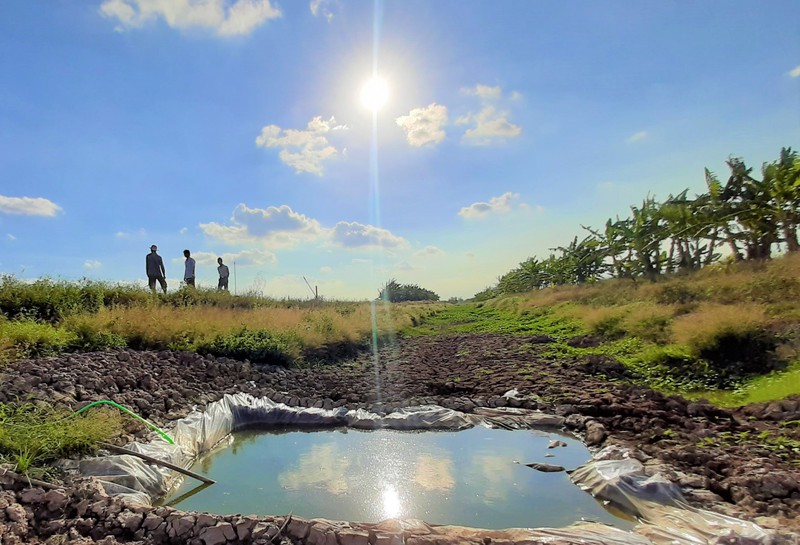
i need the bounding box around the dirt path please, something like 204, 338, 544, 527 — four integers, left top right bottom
1, 333, 798, 533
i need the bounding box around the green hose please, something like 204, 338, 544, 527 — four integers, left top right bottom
72, 400, 175, 445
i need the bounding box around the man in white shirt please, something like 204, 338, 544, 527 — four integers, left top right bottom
217, 257, 230, 291
183, 249, 196, 287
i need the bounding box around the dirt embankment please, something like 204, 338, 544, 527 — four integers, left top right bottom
1, 333, 799, 539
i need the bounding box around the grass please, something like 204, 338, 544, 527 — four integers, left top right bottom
404, 303, 584, 338
687, 361, 800, 407
402, 254, 800, 405
0, 278, 445, 366
0, 402, 123, 478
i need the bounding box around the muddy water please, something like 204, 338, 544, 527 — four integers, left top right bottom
165, 426, 634, 530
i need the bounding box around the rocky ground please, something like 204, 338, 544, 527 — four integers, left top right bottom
1, 332, 799, 543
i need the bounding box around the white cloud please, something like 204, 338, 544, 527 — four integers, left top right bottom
461, 84, 502, 100
202, 203, 408, 253
7, 234, 16, 241
99, 0, 281, 36
458, 84, 522, 146
330, 221, 409, 250
310, 0, 335, 21
627, 131, 648, 143
788, 65, 800, 78
352, 258, 370, 264
0, 195, 62, 217
84, 260, 102, 269
320, 265, 333, 273
114, 228, 147, 239
414, 245, 445, 258
191, 249, 276, 267
255, 116, 347, 175
179, 227, 188, 235
459, 106, 522, 145
458, 192, 525, 220
395, 103, 448, 147
201, 204, 326, 248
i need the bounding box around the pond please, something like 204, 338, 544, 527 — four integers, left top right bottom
164, 426, 634, 530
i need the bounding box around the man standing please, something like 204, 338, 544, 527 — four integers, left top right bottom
183, 249, 196, 287
217, 257, 230, 291
146, 245, 167, 293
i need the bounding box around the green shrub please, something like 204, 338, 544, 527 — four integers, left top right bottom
694, 329, 780, 378
591, 314, 626, 339
0, 402, 122, 477
197, 327, 301, 366
629, 314, 672, 344
66, 323, 127, 352
0, 318, 76, 360
656, 284, 702, 305
379, 279, 439, 302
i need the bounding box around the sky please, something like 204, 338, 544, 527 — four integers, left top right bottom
0, 0, 798, 300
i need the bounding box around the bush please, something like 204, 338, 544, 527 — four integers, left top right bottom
379, 279, 440, 302
656, 284, 702, 305
695, 329, 780, 378
197, 327, 301, 366
0, 318, 75, 360
0, 402, 122, 476
65, 322, 127, 352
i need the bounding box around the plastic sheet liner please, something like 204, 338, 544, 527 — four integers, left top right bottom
78, 454, 164, 505
634, 502, 774, 545
570, 455, 774, 544
366, 520, 652, 545
569, 458, 684, 515
77, 393, 776, 544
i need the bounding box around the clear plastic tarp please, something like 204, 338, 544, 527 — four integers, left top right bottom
77, 393, 777, 544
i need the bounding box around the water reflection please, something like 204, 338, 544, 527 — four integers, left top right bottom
166, 427, 633, 530
278, 443, 351, 494
468, 454, 520, 503
414, 455, 454, 491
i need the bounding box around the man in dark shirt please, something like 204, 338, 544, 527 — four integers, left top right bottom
146, 245, 167, 293
217, 257, 230, 290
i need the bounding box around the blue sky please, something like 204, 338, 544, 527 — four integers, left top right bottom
1, 0, 798, 299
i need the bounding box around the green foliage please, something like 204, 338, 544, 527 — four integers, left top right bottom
687, 361, 800, 407
656, 284, 703, 305
66, 322, 127, 352
196, 327, 301, 366
692, 329, 780, 378
590, 314, 626, 339
404, 303, 584, 338
0, 318, 76, 360
0, 402, 122, 477
696, 429, 800, 462
379, 279, 440, 302
478, 147, 800, 299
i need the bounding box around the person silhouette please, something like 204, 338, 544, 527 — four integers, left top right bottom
217, 257, 230, 291
183, 249, 196, 287
146, 245, 167, 293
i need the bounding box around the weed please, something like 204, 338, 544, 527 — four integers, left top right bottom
0, 402, 123, 478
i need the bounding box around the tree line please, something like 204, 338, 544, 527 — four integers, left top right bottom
475, 147, 800, 299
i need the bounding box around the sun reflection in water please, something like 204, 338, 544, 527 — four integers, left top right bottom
381, 485, 402, 519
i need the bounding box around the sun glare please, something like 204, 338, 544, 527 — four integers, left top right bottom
360, 77, 389, 112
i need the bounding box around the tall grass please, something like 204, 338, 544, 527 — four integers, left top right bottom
0, 278, 445, 365
0, 403, 122, 477
470, 254, 800, 400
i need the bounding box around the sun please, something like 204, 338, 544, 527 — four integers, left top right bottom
360, 77, 389, 112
